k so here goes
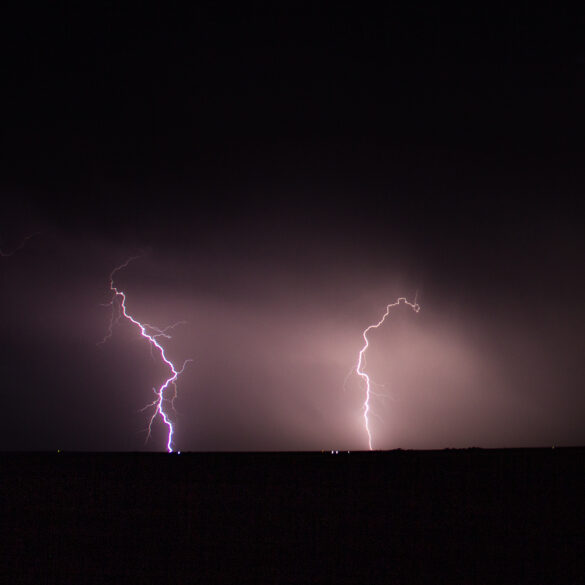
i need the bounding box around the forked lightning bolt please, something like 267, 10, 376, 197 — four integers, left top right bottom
356, 297, 420, 451
100, 256, 192, 452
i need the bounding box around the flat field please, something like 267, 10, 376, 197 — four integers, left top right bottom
2, 449, 584, 584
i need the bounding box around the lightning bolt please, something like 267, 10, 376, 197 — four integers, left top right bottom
100, 256, 192, 452
356, 297, 420, 451
0, 232, 41, 257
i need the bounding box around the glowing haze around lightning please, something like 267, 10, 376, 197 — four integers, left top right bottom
100, 256, 191, 452
356, 297, 420, 451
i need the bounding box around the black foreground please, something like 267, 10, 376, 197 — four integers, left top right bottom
2, 449, 584, 584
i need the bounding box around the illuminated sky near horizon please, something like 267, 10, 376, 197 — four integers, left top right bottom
2, 201, 584, 451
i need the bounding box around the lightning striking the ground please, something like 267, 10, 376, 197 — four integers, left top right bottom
356, 297, 420, 451
100, 256, 192, 452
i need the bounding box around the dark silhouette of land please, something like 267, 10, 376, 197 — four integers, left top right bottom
2, 448, 584, 584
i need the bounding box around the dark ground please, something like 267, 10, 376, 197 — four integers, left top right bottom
2, 449, 584, 584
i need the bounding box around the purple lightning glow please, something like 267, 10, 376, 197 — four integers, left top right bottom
356, 297, 420, 451
100, 256, 192, 452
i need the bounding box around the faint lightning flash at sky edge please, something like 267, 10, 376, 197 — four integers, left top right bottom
356, 297, 420, 451
100, 256, 192, 452
0, 232, 41, 257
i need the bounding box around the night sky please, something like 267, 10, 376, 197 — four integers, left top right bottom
2, 4, 585, 451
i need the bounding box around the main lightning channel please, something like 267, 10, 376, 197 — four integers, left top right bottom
100, 256, 192, 452
356, 297, 420, 451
